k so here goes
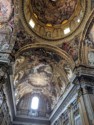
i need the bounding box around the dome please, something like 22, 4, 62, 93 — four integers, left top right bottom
19, 0, 86, 42
31, 0, 77, 25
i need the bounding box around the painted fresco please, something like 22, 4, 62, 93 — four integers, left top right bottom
31, 0, 77, 25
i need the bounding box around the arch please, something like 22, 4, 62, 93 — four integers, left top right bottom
14, 43, 75, 112
15, 43, 75, 70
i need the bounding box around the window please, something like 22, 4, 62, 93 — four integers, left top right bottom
31, 96, 39, 110
64, 28, 70, 34
29, 19, 35, 28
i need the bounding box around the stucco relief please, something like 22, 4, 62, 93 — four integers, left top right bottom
0, 0, 12, 23
80, 12, 94, 67
64, 64, 73, 80
0, 53, 9, 62
0, 23, 14, 52
0, 0, 14, 54
84, 23, 94, 49
88, 24, 94, 66
89, 24, 94, 43
0, 34, 10, 51
88, 51, 94, 66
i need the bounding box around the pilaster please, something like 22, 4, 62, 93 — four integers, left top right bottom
0, 63, 12, 125
68, 104, 75, 125
75, 66, 94, 125
77, 88, 90, 125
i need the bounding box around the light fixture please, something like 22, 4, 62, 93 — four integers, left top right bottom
51, 0, 57, 1
31, 96, 39, 110
29, 19, 35, 28
64, 27, 70, 34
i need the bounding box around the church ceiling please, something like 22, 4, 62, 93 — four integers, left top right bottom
0, 0, 93, 120
9, 0, 92, 118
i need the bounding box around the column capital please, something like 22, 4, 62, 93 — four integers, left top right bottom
74, 65, 94, 77
77, 85, 94, 98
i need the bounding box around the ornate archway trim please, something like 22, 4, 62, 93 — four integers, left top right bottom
15, 43, 75, 69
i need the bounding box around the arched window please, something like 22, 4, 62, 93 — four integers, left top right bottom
31, 96, 39, 110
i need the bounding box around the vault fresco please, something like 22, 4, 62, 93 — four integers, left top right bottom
14, 48, 72, 112
62, 41, 79, 62
28, 63, 52, 87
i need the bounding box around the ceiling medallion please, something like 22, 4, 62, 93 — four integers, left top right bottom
20, 0, 88, 41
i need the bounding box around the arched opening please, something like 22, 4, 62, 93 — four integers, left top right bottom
31, 96, 39, 110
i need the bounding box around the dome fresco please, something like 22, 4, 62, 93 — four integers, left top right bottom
20, 0, 86, 41
31, 0, 77, 25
